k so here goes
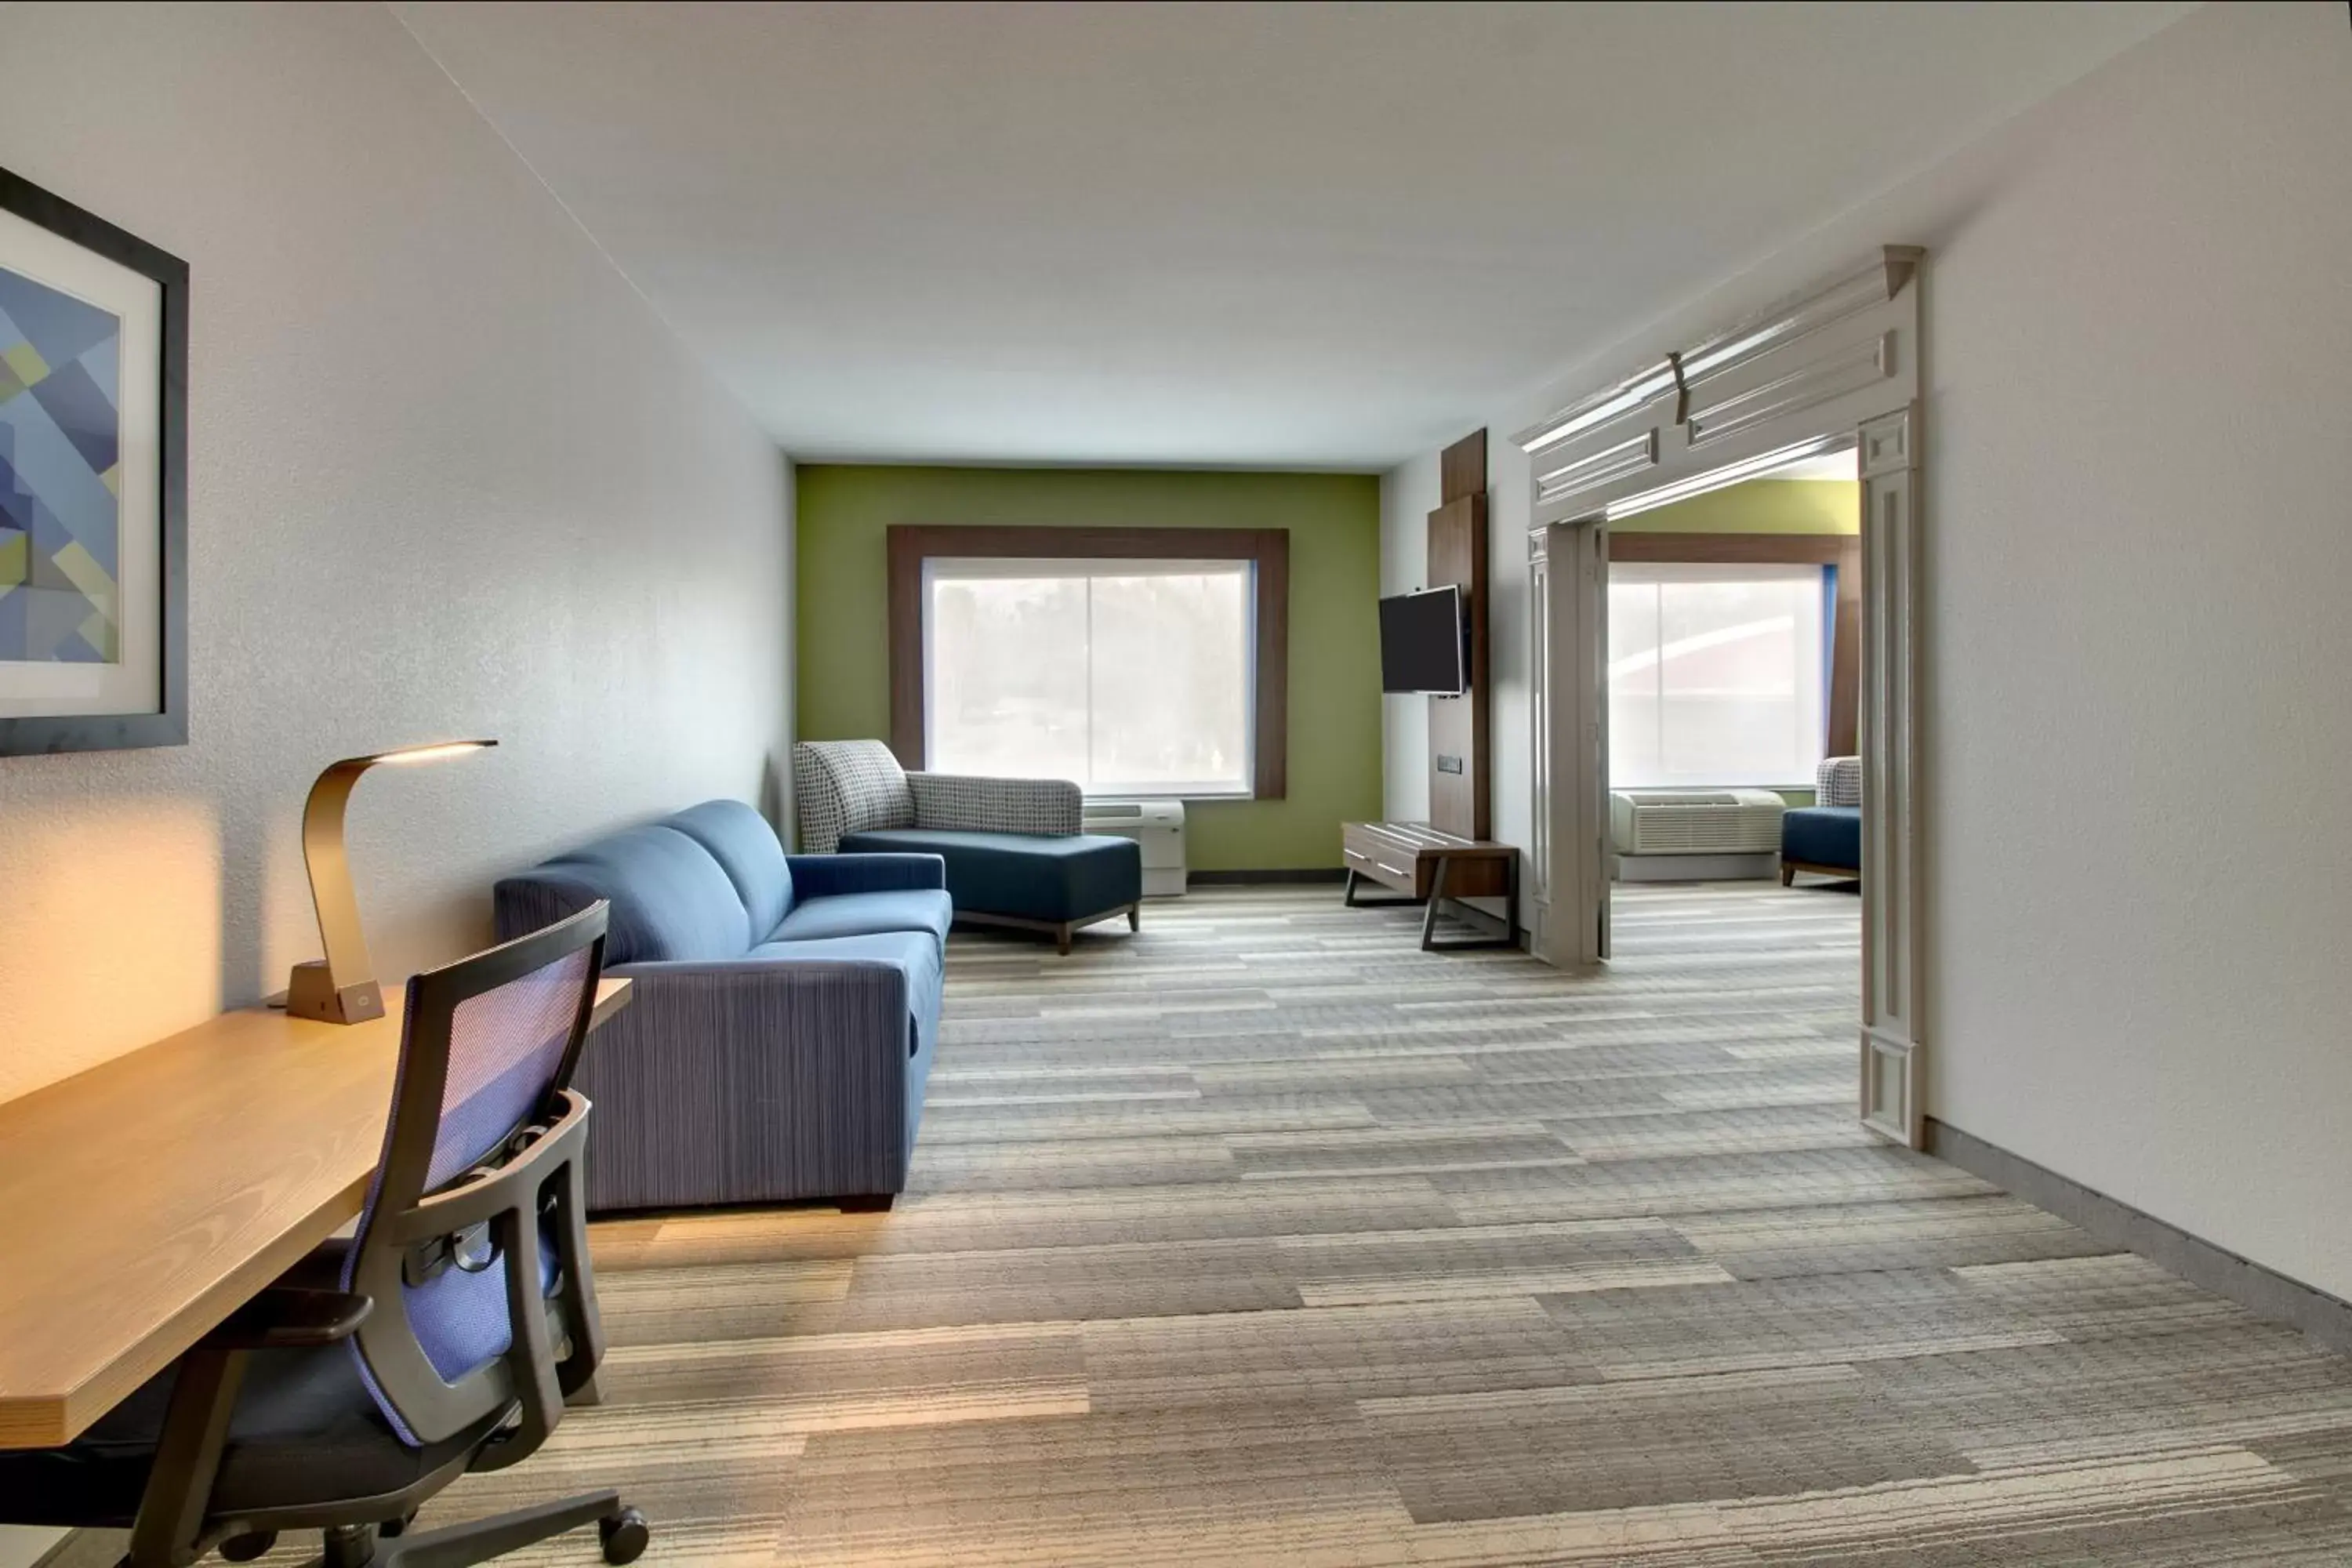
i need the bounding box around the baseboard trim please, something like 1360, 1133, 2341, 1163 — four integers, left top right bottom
1925, 1117, 2352, 1356
1186, 868, 1348, 885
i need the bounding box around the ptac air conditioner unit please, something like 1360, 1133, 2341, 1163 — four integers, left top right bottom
1610, 789, 1785, 854
1610, 789, 1785, 882
1081, 799, 1188, 898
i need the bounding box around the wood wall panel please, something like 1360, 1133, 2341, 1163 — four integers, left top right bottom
1440, 428, 1488, 507
1427, 495, 1488, 840
1427, 431, 1490, 842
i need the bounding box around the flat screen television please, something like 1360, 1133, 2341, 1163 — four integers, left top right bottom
1378, 585, 1467, 695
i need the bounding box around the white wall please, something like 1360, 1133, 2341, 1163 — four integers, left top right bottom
1381, 2, 2352, 1299
0, 3, 791, 1106
1921, 1, 2352, 1300
1377, 458, 1433, 821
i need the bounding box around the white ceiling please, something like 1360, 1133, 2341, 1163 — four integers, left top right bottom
395, 1, 2191, 470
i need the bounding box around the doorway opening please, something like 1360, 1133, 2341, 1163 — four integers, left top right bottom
1519, 248, 1922, 1146
1605, 445, 1860, 889
1602, 449, 1867, 1102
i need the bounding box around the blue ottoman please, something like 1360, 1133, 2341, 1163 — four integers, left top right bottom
843, 828, 1143, 953
1780, 805, 1861, 884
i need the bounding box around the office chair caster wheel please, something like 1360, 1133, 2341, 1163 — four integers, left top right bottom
600, 1504, 650, 1564
218, 1533, 277, 1563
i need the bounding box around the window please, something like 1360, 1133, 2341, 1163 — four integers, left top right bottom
888, 525, 1288, 797
1608, 562, 1828, 789
924, 557, 1254, 796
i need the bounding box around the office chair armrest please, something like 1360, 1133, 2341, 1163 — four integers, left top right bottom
206, 1287, 373, 1350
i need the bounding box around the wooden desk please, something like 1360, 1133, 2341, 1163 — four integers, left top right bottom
0, 977, 631, 1450
1341, 821, 1519, 951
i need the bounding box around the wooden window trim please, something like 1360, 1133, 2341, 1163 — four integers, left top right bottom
887, 524, 1289, 800
1604, 531, 1862, 760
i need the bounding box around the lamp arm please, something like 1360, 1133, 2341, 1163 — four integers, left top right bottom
299, 759, 378, 1012
287, 739, 493, 1025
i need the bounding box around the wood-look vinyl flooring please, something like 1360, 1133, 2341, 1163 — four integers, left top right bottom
69, 884, 2352, 1565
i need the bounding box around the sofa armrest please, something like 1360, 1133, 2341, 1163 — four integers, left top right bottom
605, 955, 914, 1012
579, 956, 919, 1210
787, 851, 946, 897
908, 772, 1083, 836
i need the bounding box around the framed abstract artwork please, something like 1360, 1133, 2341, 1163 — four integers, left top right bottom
0, 167, 187, 756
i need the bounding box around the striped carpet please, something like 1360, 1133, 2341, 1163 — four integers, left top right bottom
67, 883, 2352, 1564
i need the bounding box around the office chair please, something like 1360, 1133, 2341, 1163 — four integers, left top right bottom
0, 902, 650, 1568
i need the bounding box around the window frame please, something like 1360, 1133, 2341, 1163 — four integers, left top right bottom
887, 524, 1288, 800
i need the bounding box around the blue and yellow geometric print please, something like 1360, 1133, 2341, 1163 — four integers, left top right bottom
0, 263, 122, 664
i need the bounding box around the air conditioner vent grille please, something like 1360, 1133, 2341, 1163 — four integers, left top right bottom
1610, 789, 1785, 856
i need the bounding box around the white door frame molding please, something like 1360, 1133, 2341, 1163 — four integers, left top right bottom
1514, 245, 1927, 1146
1526, 518, 1611, 968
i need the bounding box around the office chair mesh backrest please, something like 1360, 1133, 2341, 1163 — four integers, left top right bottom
341, 924, 602, 1445
425, 953, 593, 1192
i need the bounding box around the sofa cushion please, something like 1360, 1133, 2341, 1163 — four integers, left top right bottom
768, 887, 953, 948
667, 800, 794, 935
1781, 805, 1861, 871
842, 828, 1142, 924
506, 824, 751, 964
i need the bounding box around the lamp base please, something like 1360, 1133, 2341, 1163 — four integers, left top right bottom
285, 960, 385, 1025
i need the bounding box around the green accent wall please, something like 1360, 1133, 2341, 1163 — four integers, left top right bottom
1617, 478, 1859, 535
794, 465, 1385, 872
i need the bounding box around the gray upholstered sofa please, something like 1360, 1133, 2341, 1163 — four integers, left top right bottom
794, 740, 1143, 955
494, 800, 945, 1212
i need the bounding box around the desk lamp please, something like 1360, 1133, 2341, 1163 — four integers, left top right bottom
285, 739, 497, 1024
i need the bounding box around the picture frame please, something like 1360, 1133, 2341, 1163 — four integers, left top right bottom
0, 165, 187, 756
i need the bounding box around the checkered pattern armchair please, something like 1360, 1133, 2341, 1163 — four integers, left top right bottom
793, 739, 1083, 854
1817, 755, 1861, 807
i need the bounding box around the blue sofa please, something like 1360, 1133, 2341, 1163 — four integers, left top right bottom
1781, 756, 1861, 884
494, 800, 946, 1213
795, 740, 1143, 955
